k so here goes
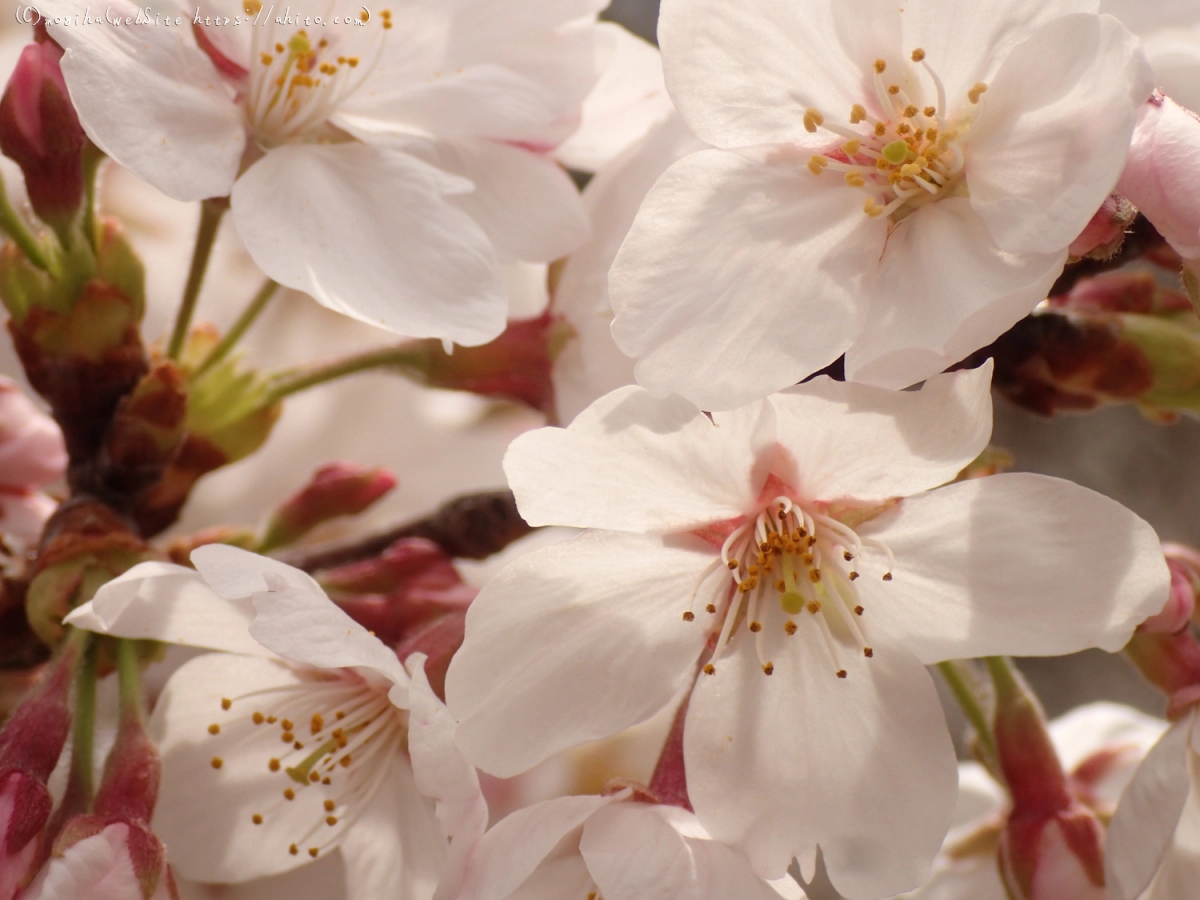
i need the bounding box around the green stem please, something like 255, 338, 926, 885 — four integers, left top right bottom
258, 344, 430, 409
80, 145, 104, 253
64, 632, 98, 811
0, 169, 54, 273
983, 655, 1021, 696
194, 278, 280, 377
167, 199, 226, 361
937, 659, 999, 772
115, 639, 143, 720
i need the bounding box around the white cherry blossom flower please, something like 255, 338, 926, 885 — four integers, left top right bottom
49, 0, 601, 344
1103, 0, 1200, 114
445, 365, 1169, 898
1106, 704, 1200, 900
608, 0, 1153, 407
900, 702, 1166, 900
63, 546, 443, 891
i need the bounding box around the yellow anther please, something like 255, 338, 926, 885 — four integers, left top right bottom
874, 59, 887, 73
359, 9, 369, 21
903, 105, 918, 118
284, 788, 295, 800
784, 620, 798, 635
841, 138, 861, 156
211, 757, 224, 769
899, 163, 922, 177
260, 53, 273, 66
844, 171, 866, 188
850, 104, 868, 124
864, 647, 875, 658
252, 814, 263, 825
803, 108, 824, 133
923, 106, 936, 117
807, 155, 829, 176
309, 848, 320, 858
896, 124, 911, 135
208, 723, 220, 735
762, 662, 775, 676
807, 600, 822, 614
874, 122, 887, 136
864, 199, 885, 217
749, 621, 763, 633
888, 84, 900, 95
324, 799, 336, 812
289, 844, 299, 855
326, 816, 338, 826
252, 712, 265, 725
968, 83, 988, 104
876, 158, 889, 170
221, 698, 232, 710
274, 42, 284, 53
911, 48, 926, 62
311, 714, 324, 734
269, 758, 281, 771
854, 605, 865, 615
703, 663, 716, 675
346, 57, 360, 68
682, 611, 695, 621
243, 0, 262, 14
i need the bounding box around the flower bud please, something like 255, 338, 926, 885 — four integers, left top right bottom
0, 376, 65, 488
399, 313, 572, 419
1140, 543, 1200, 634
259, 462, 397, 552
0, 645, 77, 899
99, 362, 187, 499
1068, 193, 1135, 261
26, 819, 176, 900
1124, 627, 1200, 717
0, 30, 86, 235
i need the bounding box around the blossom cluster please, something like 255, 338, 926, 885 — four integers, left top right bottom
0, 0, 1198, 899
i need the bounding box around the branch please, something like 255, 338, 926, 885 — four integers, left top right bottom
277, 489, 533, 572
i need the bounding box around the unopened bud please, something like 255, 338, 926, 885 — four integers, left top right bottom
402, 313, 571, 419
259, 462, 396, 552
1000, 804, 1107, 900
0, 33, 85, 235
1141, 543, 1200, 634
99, 362, 187, 498
1124, 627, 1200, 717
34, 818, 175, 900
0, 376, 65, 487
1068, 193, 1135, 261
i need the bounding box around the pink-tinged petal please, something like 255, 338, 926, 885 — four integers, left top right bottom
505, 386, 766, 532
686, 626, 956, 898
247, 582, 410, 704
843, 199, 1065, 390
446, 530, 714, 777
406, 138, 590, 263
553, 114, 704, 423
191, 545, 322, 599
63, 562, 271, 658
609, 148, 881, 411
406, 656, 487, 900
967, 14, 1152, 255
230, 143, 507, 346
0, 489, 56, 547
0, 378, 65, 487
1049, 702, 1166, 806
554, 23, 672, 172
340, 756, 443, 900
49, 0, 244, 201
768, 365, 994, 504
1105, 716, 1193, 900
896, 0, 1098, 100
456, 795, 615, 900
657, 0, 898, 149
854, 473, 1170, 663
580, 803, 792, 900
1118, 96, 1200, 260
22, 823, 172, 900
149, 654, 371, 882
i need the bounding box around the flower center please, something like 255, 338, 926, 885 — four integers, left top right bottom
246, 10, 392, 146
685, 496, 895, 678
205, 671, 405, 860
803, 50, 986, 222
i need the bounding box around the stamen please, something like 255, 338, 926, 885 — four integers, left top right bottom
803, 108, 824, 133
968, 83, 988, 104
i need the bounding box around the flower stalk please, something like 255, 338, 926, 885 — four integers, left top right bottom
166, 198, 226, 361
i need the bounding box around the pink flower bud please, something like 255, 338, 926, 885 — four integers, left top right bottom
1068, 193, 1135, 261
1117, 93, 1200, 266
26, 819, 177, 900
0, 31, 86, 231
259, 462, 397, 551
1000, 805, 1107, 900
0, 377, 65, 489
1141, 544, 1200, 634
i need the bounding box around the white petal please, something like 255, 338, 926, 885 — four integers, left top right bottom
855, 473, 1170, 663
230, 143, 507, 345
580, 803, 790, 900
950, 762, 1006, 831
191, 544, 322, 598
455, 795, 615, 900
50, 0, 244, 201
896, 0, 1098, 100
768, 365, 994, 504
247, 582, 410, 705
609, 148, 880, 411
554, 23, 673, 172
446, 530, 713, 777
1105, 717, 1193, 900
340, 756, 443, 900
1140, 750, 1200, 900
64, 561, 271, 658
22, 823, 147, 900
901, 854, 1008, 900
406, 138, 590, 263
505, 386, 765, 532
406, 656, 487, 900
151, 655, 355, 881
967, 13, 1153, 254
1048, 701, 1167, 799
843, 199, 1065, 390
686, 628, 956, 898
657, 0, 896, 148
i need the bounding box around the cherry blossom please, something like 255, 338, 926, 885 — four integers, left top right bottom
608, 0, 1152, 407
62, 545, 441, 891
48, 0, 603, 344
1103, 0, 1200, 114
0, 376, 64, 560
446, 365, 1169, 898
